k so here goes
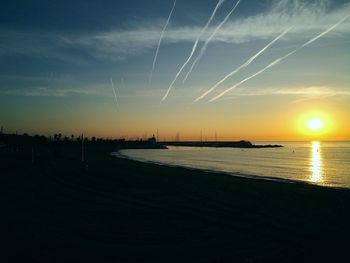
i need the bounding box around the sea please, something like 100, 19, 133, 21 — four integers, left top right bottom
116, 141, 350, 188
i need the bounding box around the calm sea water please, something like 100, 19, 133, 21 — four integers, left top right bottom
116, 141, 350, 188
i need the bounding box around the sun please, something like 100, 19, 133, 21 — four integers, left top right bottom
297, 111, 333, 139
307, 118, 324, 131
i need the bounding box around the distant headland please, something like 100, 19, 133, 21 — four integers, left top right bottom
163, 140, 283, 148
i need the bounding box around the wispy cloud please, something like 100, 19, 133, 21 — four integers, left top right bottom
273, 86, 350, 96
0, 86, 102, 97
220, 86, 350, 102
71, 1, 350, 58
0, 30, 91, 66
1, 1, 349, 62
0, 80, 161, 99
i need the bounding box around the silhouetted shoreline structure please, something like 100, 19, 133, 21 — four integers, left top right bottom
163, 140, 283, 148
0, 132, 282, 158
0, 132, 166, 156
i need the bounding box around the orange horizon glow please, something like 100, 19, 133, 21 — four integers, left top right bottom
2, 101, 349, 142
4, 126, 348, 142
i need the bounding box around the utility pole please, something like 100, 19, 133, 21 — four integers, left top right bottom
81, 133, 85, 162
175, 132, 180, 142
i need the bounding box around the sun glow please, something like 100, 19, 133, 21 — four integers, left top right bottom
296, 111, 333, 139
307, 118, 324, 131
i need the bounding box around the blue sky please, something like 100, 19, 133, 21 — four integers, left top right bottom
1, 0, 350, 140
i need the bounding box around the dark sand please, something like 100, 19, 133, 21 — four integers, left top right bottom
1, 146, 350, 262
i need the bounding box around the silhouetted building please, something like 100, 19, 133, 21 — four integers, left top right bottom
148, 135, 156, 145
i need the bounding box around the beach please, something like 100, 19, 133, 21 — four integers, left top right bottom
1, 145, 350, 262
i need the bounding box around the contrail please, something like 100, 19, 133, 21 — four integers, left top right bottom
121, 77, 126, 89
161, 0, 225, 102
209, 50, 297, 102
149, 0, 177, 84
160, 39, 199, 102
210, 15, 350, 102
110, 77, 119, 107
194, 26, 293, 102
183, 0, 241, 83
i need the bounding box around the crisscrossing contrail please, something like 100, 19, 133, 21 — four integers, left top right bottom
161, 0, 225, 102
110, 77, 119, 107
209, 15, 350, 102
183, 0, 241, 83
149, 0, 177, 84
195, 26, 293, 102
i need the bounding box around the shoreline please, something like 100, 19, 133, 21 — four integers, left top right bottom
114, 150, 349, 191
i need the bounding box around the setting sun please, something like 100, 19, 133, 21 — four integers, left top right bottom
296, 111, 334, 139
307, 118, 324, 131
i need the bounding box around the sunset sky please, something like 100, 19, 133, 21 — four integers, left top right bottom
1, 0, 349, 141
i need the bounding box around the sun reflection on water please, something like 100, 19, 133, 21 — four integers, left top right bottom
310, 141, 323, 183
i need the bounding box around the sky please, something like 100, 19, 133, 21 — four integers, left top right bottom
0, 0, 350, 141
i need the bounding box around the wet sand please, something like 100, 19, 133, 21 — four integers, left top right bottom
1, 146, 350, 262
